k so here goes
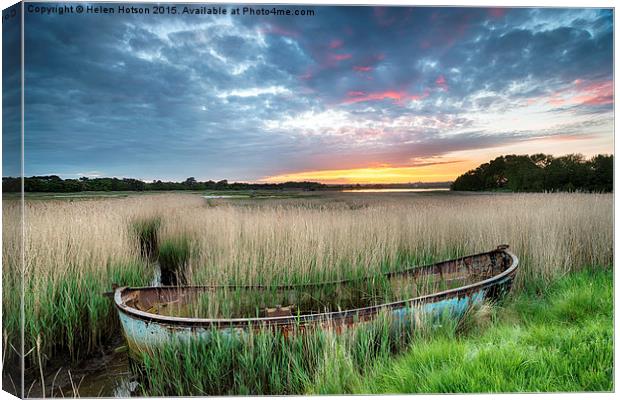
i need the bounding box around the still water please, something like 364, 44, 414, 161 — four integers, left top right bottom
341, 188, 450, 193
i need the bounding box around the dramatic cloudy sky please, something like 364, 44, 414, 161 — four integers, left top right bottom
5, 4, 614, 183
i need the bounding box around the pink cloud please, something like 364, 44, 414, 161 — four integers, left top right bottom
574, 80, 613, 105
583, 96, 613, 105
547, 95, 565, 106
343, 90, 428, 105
347, 91, 366, 97
540, 79, 613, 107
435, 75, 448, 91
329, 39, 344, 49
353, 66, 372, 72
330, 53, 352, 62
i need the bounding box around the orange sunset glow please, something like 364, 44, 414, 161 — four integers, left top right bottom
261, 161, 477, 184
261, 131, 614, 184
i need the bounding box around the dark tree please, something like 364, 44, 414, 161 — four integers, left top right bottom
3, 176, 329, 193
451, 154, 613, 193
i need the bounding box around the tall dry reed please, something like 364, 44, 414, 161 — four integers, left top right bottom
157, 192, 612, 288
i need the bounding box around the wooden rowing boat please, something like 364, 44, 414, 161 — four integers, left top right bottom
113, 245, 518, 355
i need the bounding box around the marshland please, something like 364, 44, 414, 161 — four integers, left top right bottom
1, 190, 613, 396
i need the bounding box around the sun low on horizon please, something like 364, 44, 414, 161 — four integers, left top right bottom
4, 6, 613, 184
259, 159, 470, 184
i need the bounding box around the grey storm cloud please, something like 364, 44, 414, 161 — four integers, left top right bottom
4, 4, 613, 181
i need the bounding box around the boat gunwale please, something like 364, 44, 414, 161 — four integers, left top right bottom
114, 247, 519, 328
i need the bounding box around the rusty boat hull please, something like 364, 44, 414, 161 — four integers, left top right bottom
114, 245, 518, 355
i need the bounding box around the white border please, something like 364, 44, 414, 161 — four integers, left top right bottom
0, 1, 615, 400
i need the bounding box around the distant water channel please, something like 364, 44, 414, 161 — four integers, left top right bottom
341, 188, 450, 193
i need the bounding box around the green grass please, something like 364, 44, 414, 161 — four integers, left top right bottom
136, 267, 612, 396
158, 235, 193, 285
3, 260, 152, 368
4, 219, 157, 369
131, 216, 161, 259
139, 328, 325, 395
331, 267, 613, 394
137, 308, 463, 396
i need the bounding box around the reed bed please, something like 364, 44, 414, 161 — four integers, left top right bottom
161, 192, 612, 289
2, 196, 165, 367
138, 304, 471, 396
2, 191, 612, 393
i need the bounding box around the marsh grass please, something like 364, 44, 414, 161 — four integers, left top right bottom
158, 235, 193, 285
131, 216, 161, 260
137, 304, 465, 396
138, 328, 325, 396
160, 270, 468, 319
3, 198, 157, 369
1, 192, 612, 394
166, 192, 612, 290
21, 261, 151, 364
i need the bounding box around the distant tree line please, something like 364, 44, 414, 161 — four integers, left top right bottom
451, 154, 613, 192
1, 176, 328, 193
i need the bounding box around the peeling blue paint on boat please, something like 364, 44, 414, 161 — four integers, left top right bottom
120, 290, 487, 352
119, 312, 243, 352
423, 289, 486, 317
389, 289, 485, 323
